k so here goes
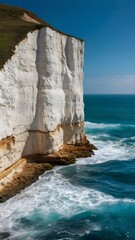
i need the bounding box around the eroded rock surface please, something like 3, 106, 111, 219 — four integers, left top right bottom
0, 8, 96, 199
0, 27, 85, 170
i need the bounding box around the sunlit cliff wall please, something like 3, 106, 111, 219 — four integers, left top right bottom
0, 27, 85, 173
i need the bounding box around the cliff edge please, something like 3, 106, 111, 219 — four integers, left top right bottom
0, 5, 96, 201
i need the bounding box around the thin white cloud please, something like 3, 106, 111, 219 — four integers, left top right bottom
84, 74, 135, 94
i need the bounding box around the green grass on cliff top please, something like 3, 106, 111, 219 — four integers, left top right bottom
0, 4, 52, 69
0, 4, 83, 70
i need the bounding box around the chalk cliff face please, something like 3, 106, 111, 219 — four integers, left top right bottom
0, 27, 84, 173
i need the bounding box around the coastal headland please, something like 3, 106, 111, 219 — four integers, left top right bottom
0, 4, 96, 202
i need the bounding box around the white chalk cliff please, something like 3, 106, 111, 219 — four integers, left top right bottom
0, 27, 85, 174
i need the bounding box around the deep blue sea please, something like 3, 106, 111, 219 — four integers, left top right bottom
0, 94, 135, 240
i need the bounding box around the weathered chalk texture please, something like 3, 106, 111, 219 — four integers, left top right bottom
0, 27, 85, 173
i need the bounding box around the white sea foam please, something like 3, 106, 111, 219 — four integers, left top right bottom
0, 166, 134, 235
85, 121, 135, 130
88, 137, 134, 163
0, 121, 135, 238
131, 136, 135, 140
82, 121, 135, 165
85, 121, 120, 129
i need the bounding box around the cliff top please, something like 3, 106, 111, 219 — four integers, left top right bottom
0, 4, 53, 69
0, 4, 83, 70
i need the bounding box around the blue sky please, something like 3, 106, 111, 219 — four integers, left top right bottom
2, 0, 135, 94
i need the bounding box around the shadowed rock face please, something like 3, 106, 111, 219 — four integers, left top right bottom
0, 5, 95, 199
0, 4, 82, 70
0, 4, 46, 69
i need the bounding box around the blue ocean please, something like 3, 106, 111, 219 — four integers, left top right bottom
0, 94, 135, 240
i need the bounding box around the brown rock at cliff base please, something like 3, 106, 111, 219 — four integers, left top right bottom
0, 141, 97, 203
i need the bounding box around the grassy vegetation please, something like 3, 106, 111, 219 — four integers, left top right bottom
0, 4, 52, 69
0, 4, 83, 69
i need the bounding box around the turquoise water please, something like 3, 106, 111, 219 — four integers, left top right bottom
0, 94, 135, 240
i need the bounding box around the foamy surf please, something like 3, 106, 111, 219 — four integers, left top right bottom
84, 121, 135, 164
0, 93, 135, 240
0, 162, 135, 234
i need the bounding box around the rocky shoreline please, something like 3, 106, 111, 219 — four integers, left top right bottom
0, 139, 97, 203
0, 5, 96, 204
